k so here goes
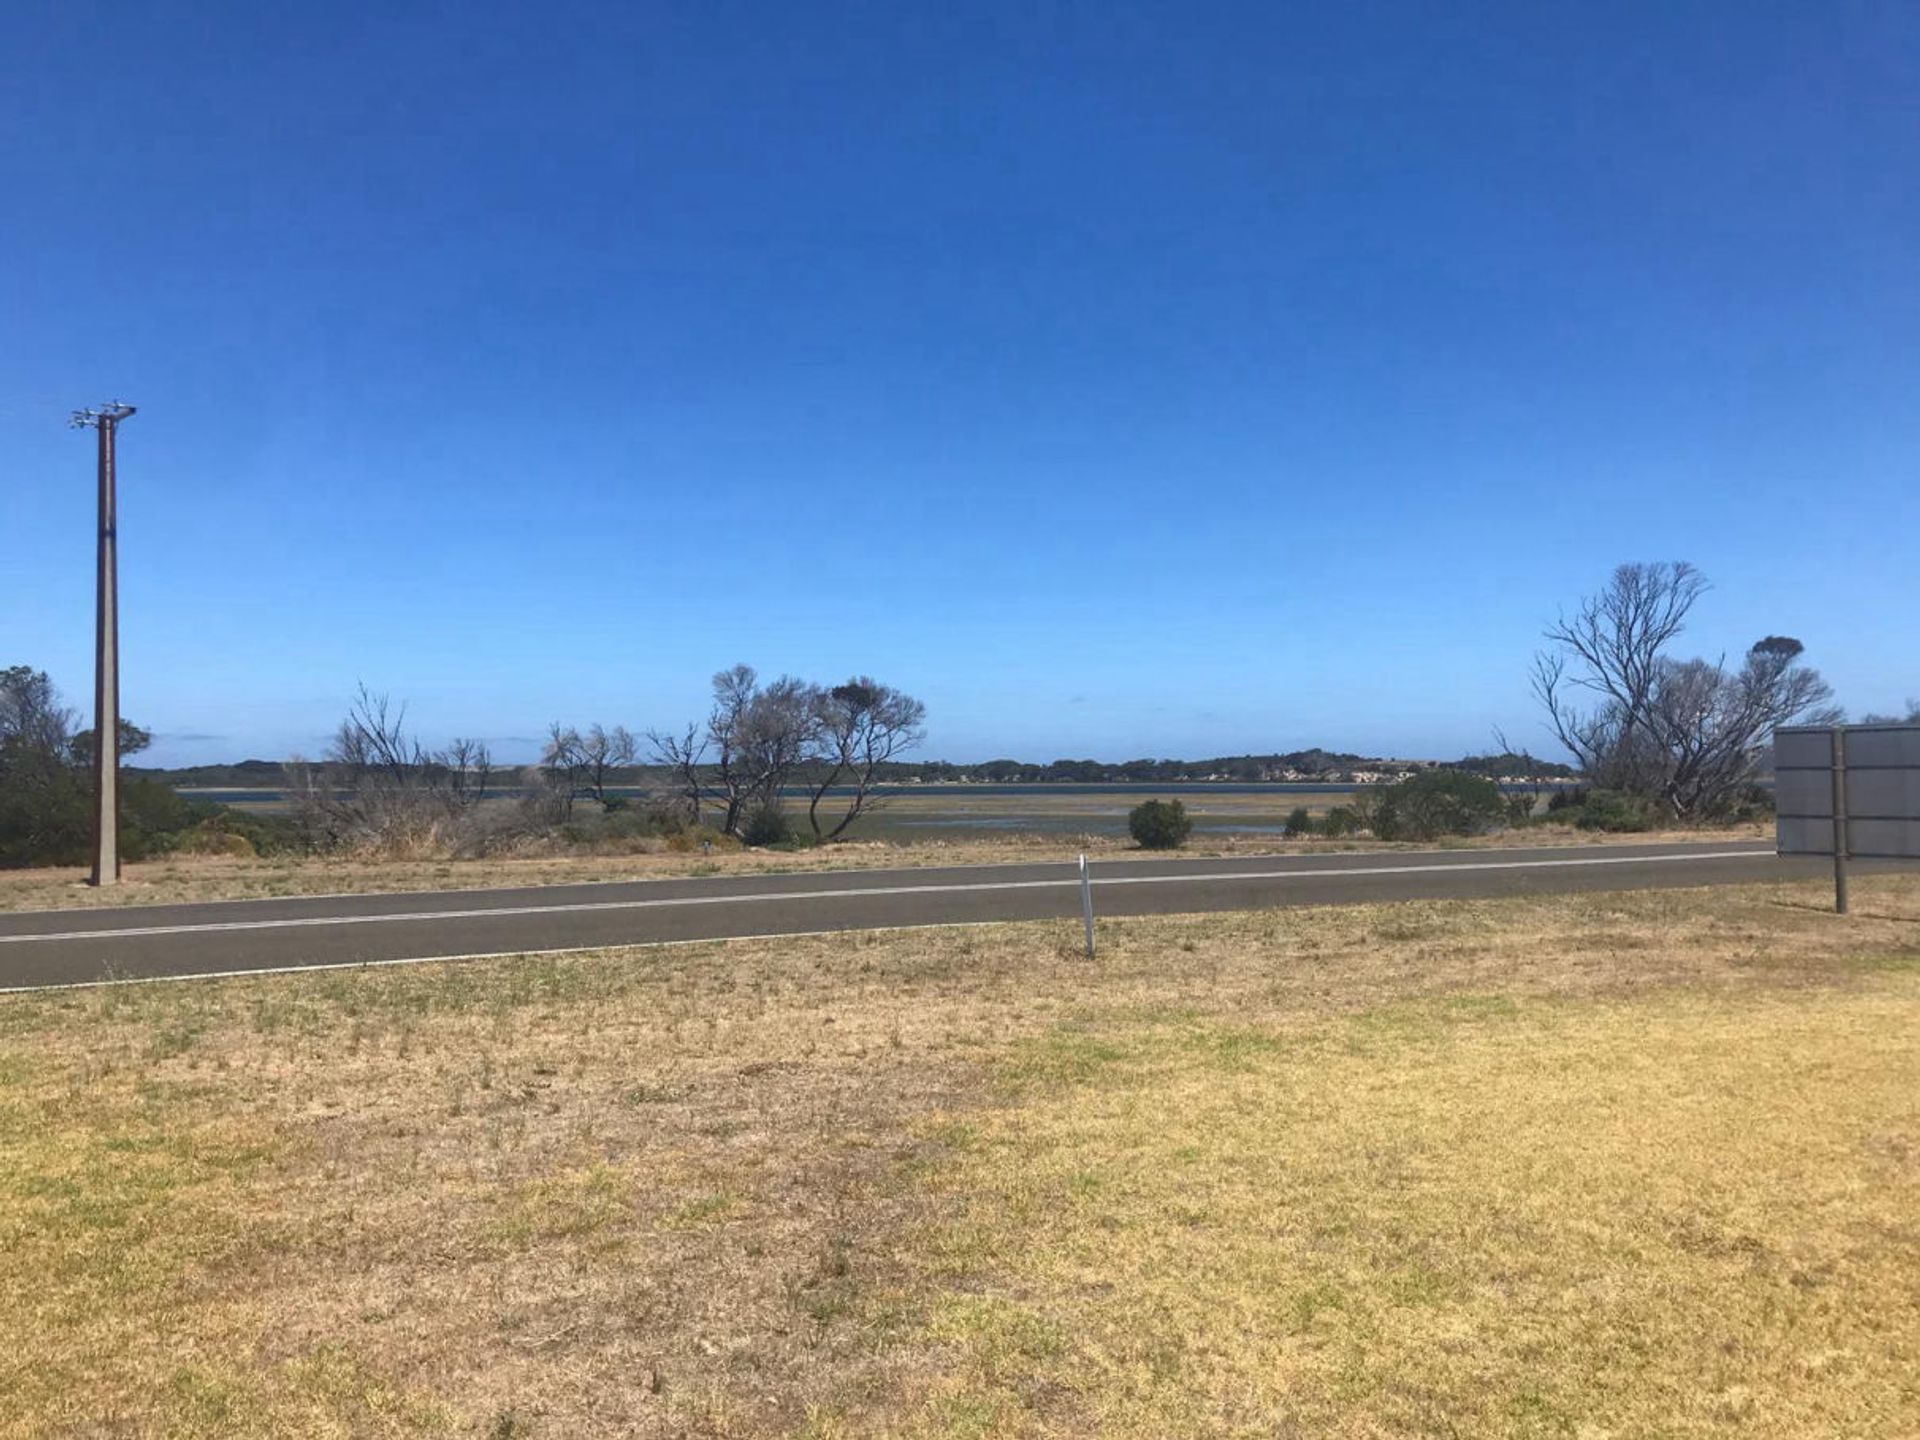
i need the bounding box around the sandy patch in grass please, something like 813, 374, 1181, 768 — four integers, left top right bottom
0, 871, 1909, 1436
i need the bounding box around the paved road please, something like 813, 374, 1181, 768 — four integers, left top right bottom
0, 840, 1817, 991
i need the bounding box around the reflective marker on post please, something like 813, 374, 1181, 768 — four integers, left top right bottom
1079, 853, 1095, 958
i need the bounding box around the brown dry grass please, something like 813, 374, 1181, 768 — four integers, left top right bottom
0, 821, 1767, 913
0, 870, 1910, 1437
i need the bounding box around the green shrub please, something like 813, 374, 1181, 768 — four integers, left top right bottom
1572, 789, 1656, 833
1128, 798, 1193, 850
1283, 806, 1315, 838
1369, 769, 1508, 841
1319, 805, 1361, 838
740, 805, 793, 847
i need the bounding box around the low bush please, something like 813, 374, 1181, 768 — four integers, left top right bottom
1319, 805, 1361, 838
1283, 806, 1315, 838
665, 824, 736, 854
740, 805, 794, 848
1370, 770, 1508, 842
172, 823, 259, 858
1129, 798, 1193, 850
1572, 790, 1657, 833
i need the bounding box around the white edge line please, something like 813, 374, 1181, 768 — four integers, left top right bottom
0, 849, 1774, 946
0, 920, 1005, 995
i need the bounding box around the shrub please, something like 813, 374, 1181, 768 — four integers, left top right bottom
1319, 805, 1361, 838
740, 805, 794, 847
1369, 769, 1508, 841
1283, 806, 1315, 838
173, 823, 258, 859
1129, 798, 1193, 850
1572, 789, 1656, 833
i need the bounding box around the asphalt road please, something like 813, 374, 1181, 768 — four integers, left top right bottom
0, 840, 1817, 991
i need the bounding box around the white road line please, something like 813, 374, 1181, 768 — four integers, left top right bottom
0, 849, 1773, 946
0, 921, 1005, 994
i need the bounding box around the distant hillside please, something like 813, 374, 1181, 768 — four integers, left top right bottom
126, 759, 290, 788
133, 750, 1577, 788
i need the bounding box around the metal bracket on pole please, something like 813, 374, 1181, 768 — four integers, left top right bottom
1079, 853, 1096, 958
1831, 726, 1850, 915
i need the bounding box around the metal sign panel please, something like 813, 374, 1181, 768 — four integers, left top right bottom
1775, 724, 1920, 860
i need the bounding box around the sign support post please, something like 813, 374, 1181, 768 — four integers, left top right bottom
1830, 726, 1849, 915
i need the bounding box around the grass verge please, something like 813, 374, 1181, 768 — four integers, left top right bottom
0, 872, 1911, 1436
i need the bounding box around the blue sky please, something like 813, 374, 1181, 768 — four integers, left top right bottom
4, 2, 1915, 766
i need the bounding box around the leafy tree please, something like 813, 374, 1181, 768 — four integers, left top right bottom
1, 666, 196, 867
67, 719, 153, 769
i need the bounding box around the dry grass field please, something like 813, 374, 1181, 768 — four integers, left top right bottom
2, 872, 1913, 1437
0, 820, 1767, 913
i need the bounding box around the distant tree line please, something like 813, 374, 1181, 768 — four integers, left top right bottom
132, 746, 1575, 790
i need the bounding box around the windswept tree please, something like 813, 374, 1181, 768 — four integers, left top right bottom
804, 677, 927, 839
727, 673, 818, 830
651, 666, 927, 840
650, 666, 819, 837
1533, 564, 1838, 818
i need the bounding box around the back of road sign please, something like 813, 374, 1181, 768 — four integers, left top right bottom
1775, 724, 1920, 859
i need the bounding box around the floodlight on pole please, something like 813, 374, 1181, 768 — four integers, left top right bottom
70, 401, 136, 886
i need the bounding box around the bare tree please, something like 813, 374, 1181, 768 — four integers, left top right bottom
647, 721, 709, 826
1534, 567, 1837, 817
1533, 562, 1707, 793
704, 666, 758, 836
289, 686, 467, 851
578, 723, 637, 802
540, 724, 589, 814
732, 675, 818, 822
440, 737, 493, 806
805, 677, 927, 839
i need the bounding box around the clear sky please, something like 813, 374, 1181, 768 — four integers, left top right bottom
4, 2, 1915, 767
